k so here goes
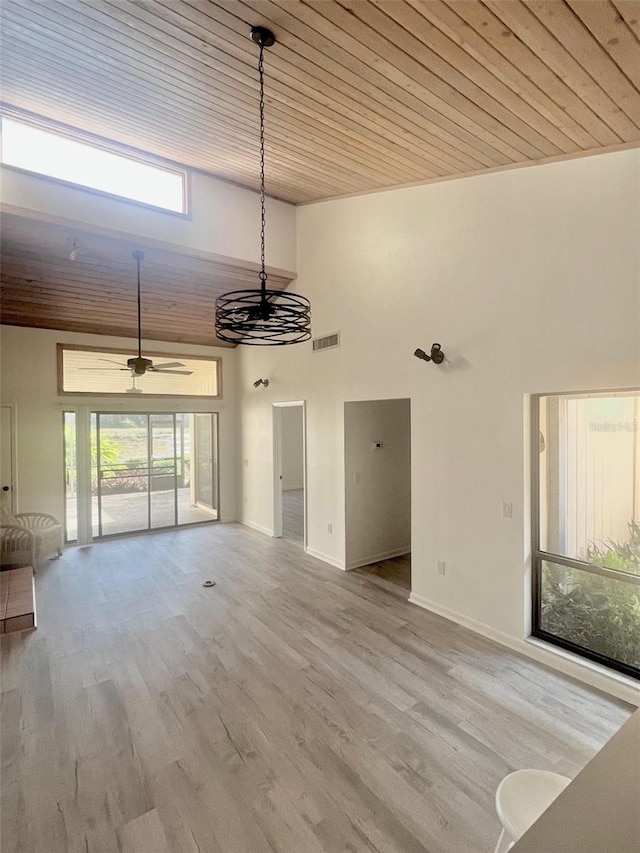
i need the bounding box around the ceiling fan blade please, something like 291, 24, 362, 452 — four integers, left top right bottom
97, 358, 128, 366
77, 367, 130, 371
148, 369, 193, 375
151, 362, 185, 369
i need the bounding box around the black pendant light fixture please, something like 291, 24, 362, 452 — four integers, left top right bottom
215, 26, 311, 346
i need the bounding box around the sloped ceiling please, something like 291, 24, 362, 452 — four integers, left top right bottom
0, 213, 293, 347
1, 1, 639, 345
1, 0, 639, 205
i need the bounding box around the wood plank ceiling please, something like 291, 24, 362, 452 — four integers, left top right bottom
1, 1, 639, 347
1, 0, 639, 205
0, 214, 293, 347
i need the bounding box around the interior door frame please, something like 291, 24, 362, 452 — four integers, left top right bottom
0, 403, 18, 512
273, 401, 307, 549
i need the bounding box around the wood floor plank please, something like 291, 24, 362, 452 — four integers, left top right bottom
0, 689, 24, 853
118, 809, 170, 853
0, 523, 632, 852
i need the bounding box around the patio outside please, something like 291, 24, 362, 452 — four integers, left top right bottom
66, 489, 215, 539
65, 411, 217, 540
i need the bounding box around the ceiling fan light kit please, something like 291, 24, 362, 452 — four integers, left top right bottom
214, 27, 311, 346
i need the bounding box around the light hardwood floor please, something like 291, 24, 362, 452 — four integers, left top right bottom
355, 554, 412, 592
282, 488, 304, 547
1, 524, 632, 853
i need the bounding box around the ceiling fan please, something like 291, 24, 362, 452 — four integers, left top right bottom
83, 250, 193, 378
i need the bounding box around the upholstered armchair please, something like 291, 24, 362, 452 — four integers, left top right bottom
0, 506, 63, 570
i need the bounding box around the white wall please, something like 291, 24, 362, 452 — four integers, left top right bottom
239, 149, 640, 639
0, 165, 297, 273
281, 405, 304, 490
344, 399, 411, 569
0, 326, 239, 524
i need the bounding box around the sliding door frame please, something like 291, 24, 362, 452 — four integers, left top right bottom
64, 407, 219, 543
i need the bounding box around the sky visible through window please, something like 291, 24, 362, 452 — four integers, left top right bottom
1, 117, 185, 212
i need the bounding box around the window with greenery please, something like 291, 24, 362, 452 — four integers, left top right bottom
1, 116, 186, 213
533, 391, 640, 679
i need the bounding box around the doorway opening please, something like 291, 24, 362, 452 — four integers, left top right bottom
344, 398, 411, 593
64, 411, 218, 541
273, 402, 306, 548
0, 404, 17, 512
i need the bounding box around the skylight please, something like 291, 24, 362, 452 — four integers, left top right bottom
1, 117, 186, 213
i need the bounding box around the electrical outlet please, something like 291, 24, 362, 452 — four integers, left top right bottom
327, 523, 333, 534
502, 502, 513, 518
437, 560, 446, 575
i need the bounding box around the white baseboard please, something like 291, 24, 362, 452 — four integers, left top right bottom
240, 519, 274, 538
408, 592, 640, 708
305, 546, 346, 571
195, 501, 218, 516
346, 546, 411, 571
408, 592, 521, 648
283, 484, 304, 492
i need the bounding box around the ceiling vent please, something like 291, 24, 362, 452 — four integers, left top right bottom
312, 332, 340, 352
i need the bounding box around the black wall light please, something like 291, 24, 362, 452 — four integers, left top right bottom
414, 343, 445, 364
253, 378, 269, 388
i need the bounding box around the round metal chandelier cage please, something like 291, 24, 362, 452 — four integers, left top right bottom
215, 26, 311, 346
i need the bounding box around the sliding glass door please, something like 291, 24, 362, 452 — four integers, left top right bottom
150, 413, 178, 530
63, 411, 78, 543
94, 413, 148, 537
193, 413, 217, 512
65, 411, 218, 541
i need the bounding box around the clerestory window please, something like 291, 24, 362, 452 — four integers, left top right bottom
1, 115, 187, 213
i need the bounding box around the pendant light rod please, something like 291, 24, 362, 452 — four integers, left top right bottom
255, 27, 269, 298
133, 249, 144, 358
214, 26, 311, 345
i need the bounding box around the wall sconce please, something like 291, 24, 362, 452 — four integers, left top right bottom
414, 343, 445, 364
253, 378, 269, 388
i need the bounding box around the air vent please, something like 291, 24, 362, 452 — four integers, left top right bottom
312, 332, 340, 352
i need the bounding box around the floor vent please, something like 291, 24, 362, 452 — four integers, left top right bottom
312, 332, 340, 352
